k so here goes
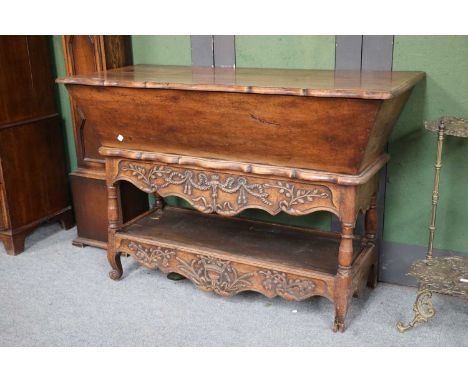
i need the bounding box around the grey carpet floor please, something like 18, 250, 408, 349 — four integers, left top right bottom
1, 222, 467, 346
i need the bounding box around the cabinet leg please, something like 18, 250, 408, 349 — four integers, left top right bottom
107, 184, 123, 280
1, 232, 27, 256
333, 304, 349, 333
58, 209, 75, 230
367, 262, 379, 289
397, 285, 435, 333
154, 193, 165, 210
363, 194, 379, 288
333, 219, 354, 332
362, 194, 377, 248
334, 266, 352, 333
108, 250, 123, 280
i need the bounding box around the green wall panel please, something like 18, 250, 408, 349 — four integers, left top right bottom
385, 36, 468, 253
132, 35, 191, 65
236, 35, 335, 69
51, 36, 77, 171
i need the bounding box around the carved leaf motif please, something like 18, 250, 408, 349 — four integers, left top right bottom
268, 182, 331, 214
126, 241, 175, 269
117, 161, 334, 216
176, 255, 254, 297
259, 270, 316, 300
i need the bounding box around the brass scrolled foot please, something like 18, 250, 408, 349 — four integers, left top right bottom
397, 287, 435, 333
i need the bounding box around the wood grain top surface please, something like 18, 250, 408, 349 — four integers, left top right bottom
57, 64, 425, 99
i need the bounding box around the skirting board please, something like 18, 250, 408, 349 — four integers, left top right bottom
379, 240, 467, 286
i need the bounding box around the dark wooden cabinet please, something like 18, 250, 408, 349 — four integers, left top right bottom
0, 36, 74, 255
62, 36, 148, 248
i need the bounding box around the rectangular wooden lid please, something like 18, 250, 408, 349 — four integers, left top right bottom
57, 64, 425, 100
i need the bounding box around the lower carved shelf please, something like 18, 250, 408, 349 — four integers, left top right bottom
112, 207, 375, 307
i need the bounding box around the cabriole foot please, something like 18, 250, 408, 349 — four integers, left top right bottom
108, 251, 123, 281
109, 269, 123, 280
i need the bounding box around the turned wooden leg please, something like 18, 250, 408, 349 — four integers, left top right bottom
154, 193, 164, 210
333, 221, 354, 332
397, 284, 435, 333
58, 209, 75, 230
363, 194, 379, 288
367, 262, 378, 289
1, 232, 27, 256
364, 194, 378, 243
107, 184, 123, 280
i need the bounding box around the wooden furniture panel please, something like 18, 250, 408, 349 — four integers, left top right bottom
0, 36, 56, 125
0, 117, 70, 228
63, 35, 134, 170
0, 36, 73, 255
70, 172, 151, 247
62, 36, 148, 248
0, 163, 8, 231
61, 65, 423, 332
68, 86, 385, 174
61, 66, 424, 175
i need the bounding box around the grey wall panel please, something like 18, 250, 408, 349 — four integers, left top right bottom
191, 35, 214, 67
361, 35, 394, 281
213, 35, 236, 67
334, 35, 397, 284
332, 35, 366, 234
335, 35, 362, 70
361, 35, 394, 71
332, 35, 364, 233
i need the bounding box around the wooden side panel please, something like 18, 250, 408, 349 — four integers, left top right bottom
68, 85, 381, 175
70, 172, 148, 245
62, 36, 103, 76
63, 35, 147, 248
0, 160, 9, 230
0, 36, 56, 125
0, 117, 70, 228
70, 174, 108, 243
360, 91, 412, 172
103, 36, 133, 69
62, 35, 133, 169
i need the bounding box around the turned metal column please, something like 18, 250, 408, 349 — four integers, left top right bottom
397, 117, 468, 332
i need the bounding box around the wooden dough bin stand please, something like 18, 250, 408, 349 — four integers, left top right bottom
58, 65, 423, 332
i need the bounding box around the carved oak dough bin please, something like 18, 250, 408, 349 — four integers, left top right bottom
58, 65, 424, 332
